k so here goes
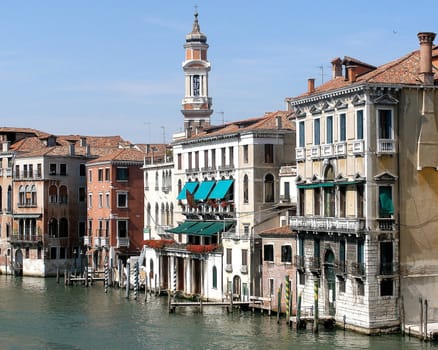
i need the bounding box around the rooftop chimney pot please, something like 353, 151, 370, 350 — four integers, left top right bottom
418, 32, 436, 85
308, 78, 315, 94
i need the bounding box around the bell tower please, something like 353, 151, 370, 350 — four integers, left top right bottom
181, 11, 213, 138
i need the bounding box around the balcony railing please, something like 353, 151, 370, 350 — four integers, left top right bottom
218, 164, 234, 171
352, 139, 364, 154
296, 147, 306, 161
117, 237, 129, 248
335, 142, 346, 156
294, 255, 305, 271
350, 261, 365, 278
309, 256, 321, 273
240, 265, 248, 274
9, 234, 42, 244
380, 262, 398, 275
321, 144, 334, 158
14, 172, 43, 180
334, 260, 347, 276
377, 218, 395, 231
290, 216, 366, 233
310, 146, 320, 159
185, 168, 199, 175
377, 139, 396, 154
279, 195, 290, 203
83, 236, 91, 246
201, 166, 216, 172
225, 264, 233, 273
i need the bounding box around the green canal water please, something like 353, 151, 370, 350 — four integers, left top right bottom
0, 276, 436, 350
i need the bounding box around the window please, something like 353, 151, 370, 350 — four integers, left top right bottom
98, 169, 103, 181
243, 175, 249, 203
177, 154, 182, 170
59, 218, 68, 237
284, 182, 290, 201
243, 145, 248, 163
60, 164, 67, 176
59, 186, 68, 204
25, 248, 29, 259
226, 248, 232, 265
339, 279, 346, 293
357, 280, 365, 296
105, 168, 110, 181
37, 163, 42, 178
380, 241, 393, 275
50, 247, 57, 260
29, 164, 33, 178
49, 185, 57, 204
60, 247, 66, 259
23, 164, 28, 178
379, 186, 394, 218
314, 118, 320, 145
324, 187, 335, 217
195, 151, 199, 169
298, 271, 305, 285
357, 184, 364, 218
78, 222, 86, 237
7, 186, 11, 212
221, 148, 226, 166
339, 186, 346, 217
229, 146, 234, 166
211, 149, 216, 168
98, 193, 103, 208
281, 245, 292, 263
79, 187, 85, 202
340, 239, 346, 263
264, 144, 273, 163
88, 193, 92, 208
339, 113, 346, 141
356, 110, 364, 139
357, 240, 365, 266
193, 74, 200, 96
116, 167, 129, 181
299, 188, 305, 216
314, 238, 320, 259
88, 170, 92, 182
380, 279, 393, 296
299, 121, 305, 148
326, 116, 333, 143
49, 218, 58, 237
188, 152, 193, 170
80, 164, 86, 176
212, 266, 217, 289
241, 249, 248, 267
50, 163, 57, 175
15, 165, 19, 178
117, 192, 128, 208
264, 174, 274, 202
378, 109, 393, 139
264, 244, 274, 262
204, 150, 209, 168
314, 188, 320, 215
269, 278, 274, 296
106, 193, 110, 208
117, 220, 128, 237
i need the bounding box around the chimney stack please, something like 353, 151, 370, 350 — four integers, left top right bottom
331, 58, 343, 79
275, 115, 282, 129
308, 78, 315, 94
418, 32, 436, 85
69, 142, 75, 156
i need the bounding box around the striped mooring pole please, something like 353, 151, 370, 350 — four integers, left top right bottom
134, 261, 139, 300
313, 279, 319, 332
172, 263, 177, 301
285, 275, 290, 322
104, 256, 109, 294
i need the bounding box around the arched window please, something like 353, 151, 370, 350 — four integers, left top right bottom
59, 218, 68, 237
31, 185, 37, 205
146, 203, 151, 228
193, 74, 200, 96
19, 186, 25, 206
155, 171, 159, 191
212, 266, 217, 289
323, 165, 335, 217
49, 218, 58, 237
243, 175, 249, 203
165, 203, 170, 225
170, 203, 174, 227
25, 185, 31, 205
155, 203, 159, 227
264, 173, 274, 202
49, 185, 57, 203
7, 186, 12, 212
59, 185, 68, 204
161, 203, 165, 225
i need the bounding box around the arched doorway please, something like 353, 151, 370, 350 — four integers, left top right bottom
324, 249, 336, 316
15, 249, 23, 276
233, 275, 241, 300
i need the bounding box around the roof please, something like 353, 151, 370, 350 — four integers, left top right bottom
87, 148, 145, 164
180, 110, 295, 142
288, 45, 438, 101
259, 225, 296, 237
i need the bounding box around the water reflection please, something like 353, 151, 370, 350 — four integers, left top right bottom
0, 276, 436, 350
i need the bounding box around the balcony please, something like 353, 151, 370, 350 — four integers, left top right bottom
290, 216, 366, 234
225, 264, 233, 273
296, 147, 306, 161
334, 260, 347, 276
201, 166, 216, 173
350, 261, 365, 279
352, 140, 364, 155
309, 256, 321, 274
117, 237, 129, 248
380, 262, 398, 275
377, 218, 395, 231
185, 168, 199, 175
321, 144, 334, 158
100, 237, 109, 248
83, 236, 91, 246
335, 142, 346, 156
310, 146, 320, 159
93, 237, 101, 248
8, 234, 42, 246
218, 164, 234, 172
377, 139, 396, 154
279, 194, 290, 203
240, 265, 248, 274
294, 255, 305, 271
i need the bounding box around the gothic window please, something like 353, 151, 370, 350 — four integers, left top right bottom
264, 173, 274, 203
243, 175, 249, 203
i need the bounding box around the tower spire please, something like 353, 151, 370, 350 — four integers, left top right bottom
181, 10, 213, 138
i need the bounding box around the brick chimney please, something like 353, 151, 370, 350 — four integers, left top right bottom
418, 32, 436, 85
308, 78, 315, 94
331, 57, 343, 79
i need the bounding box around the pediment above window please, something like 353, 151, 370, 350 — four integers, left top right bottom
354, 172, 366, 181
335, 173, 347, 182
311, 174, 321, 183
310, 105, 322, 114
334, 100, 348, 110
322, 101, 334, 112
295, 175, 304, 184
352, 94, 365, 106
295, 108, 306, 118
374, 171, 398, 182
372, 94, 399, 105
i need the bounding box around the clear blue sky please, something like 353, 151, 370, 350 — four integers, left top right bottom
0, 1, 436, 143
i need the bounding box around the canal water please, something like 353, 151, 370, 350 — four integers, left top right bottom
0, 276, 436, 350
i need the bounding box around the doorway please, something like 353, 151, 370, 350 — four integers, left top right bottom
324, 249, 336, 316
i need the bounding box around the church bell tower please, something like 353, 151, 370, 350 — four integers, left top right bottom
181, 11, 213, 138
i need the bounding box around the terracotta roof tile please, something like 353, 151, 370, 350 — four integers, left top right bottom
88, 148, 145, 163
259, 225, 296, 236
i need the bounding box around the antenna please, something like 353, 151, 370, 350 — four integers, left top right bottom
317, 65, 330, 84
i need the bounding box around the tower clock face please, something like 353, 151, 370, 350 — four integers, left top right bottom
193, 75, 200, 96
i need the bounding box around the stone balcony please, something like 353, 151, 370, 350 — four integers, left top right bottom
290, 216, 366, 234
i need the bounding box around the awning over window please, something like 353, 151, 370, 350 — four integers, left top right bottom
194, 181, 216, 201
166, 220, 197, 233
208, 179, 234, 200
201, 221, 233, 235
297, 181, 363, 189
177, 182, 199, 200
379, 191, 394, 216
184, 221, 215, 235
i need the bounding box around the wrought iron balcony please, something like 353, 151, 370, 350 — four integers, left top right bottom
294, 255, 305, 271
225, 264, 233, 273
377, 218, 395, 231
240, 265, 248, 274
350, 261, 366, 278
9, 234, 42, 245
290, 216, 366, 234
309, 256, 321, 274
117, 237, 129, 248
334, 260, 347, 276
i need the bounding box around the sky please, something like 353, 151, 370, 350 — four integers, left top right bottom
0, 1, 437, 144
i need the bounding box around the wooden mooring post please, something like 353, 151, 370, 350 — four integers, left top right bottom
125, 261, 130, 299
313, 279, 319, 333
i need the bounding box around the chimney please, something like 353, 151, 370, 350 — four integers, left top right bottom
331, 57, 343, 79
80, 137, 87, 147
308, 78, 315, 93
85, 144, 90, 157
346, 65, 358, 83
418, 32, 436, 85
2, 141, 10, 152
275, 115, 282, 129
69, 142, 75, 156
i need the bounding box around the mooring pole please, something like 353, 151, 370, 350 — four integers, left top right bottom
420, 296, 423, 340
313, 279, 319, 333
277, 283, 283, 324
125, 260, 130, 299
134, 261, 139, 300
424, 299, 428, 341
104, 256, 109, 294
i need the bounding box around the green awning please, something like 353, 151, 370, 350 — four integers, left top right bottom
166, 221, 197, 233
177, 182, 199, 200
297, 182, 334, 189
194, 181, 216, 201
184, 222, 215, 234
200, 222, 233, 236
379, 190, 394, 216
208, 179, 234, 200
